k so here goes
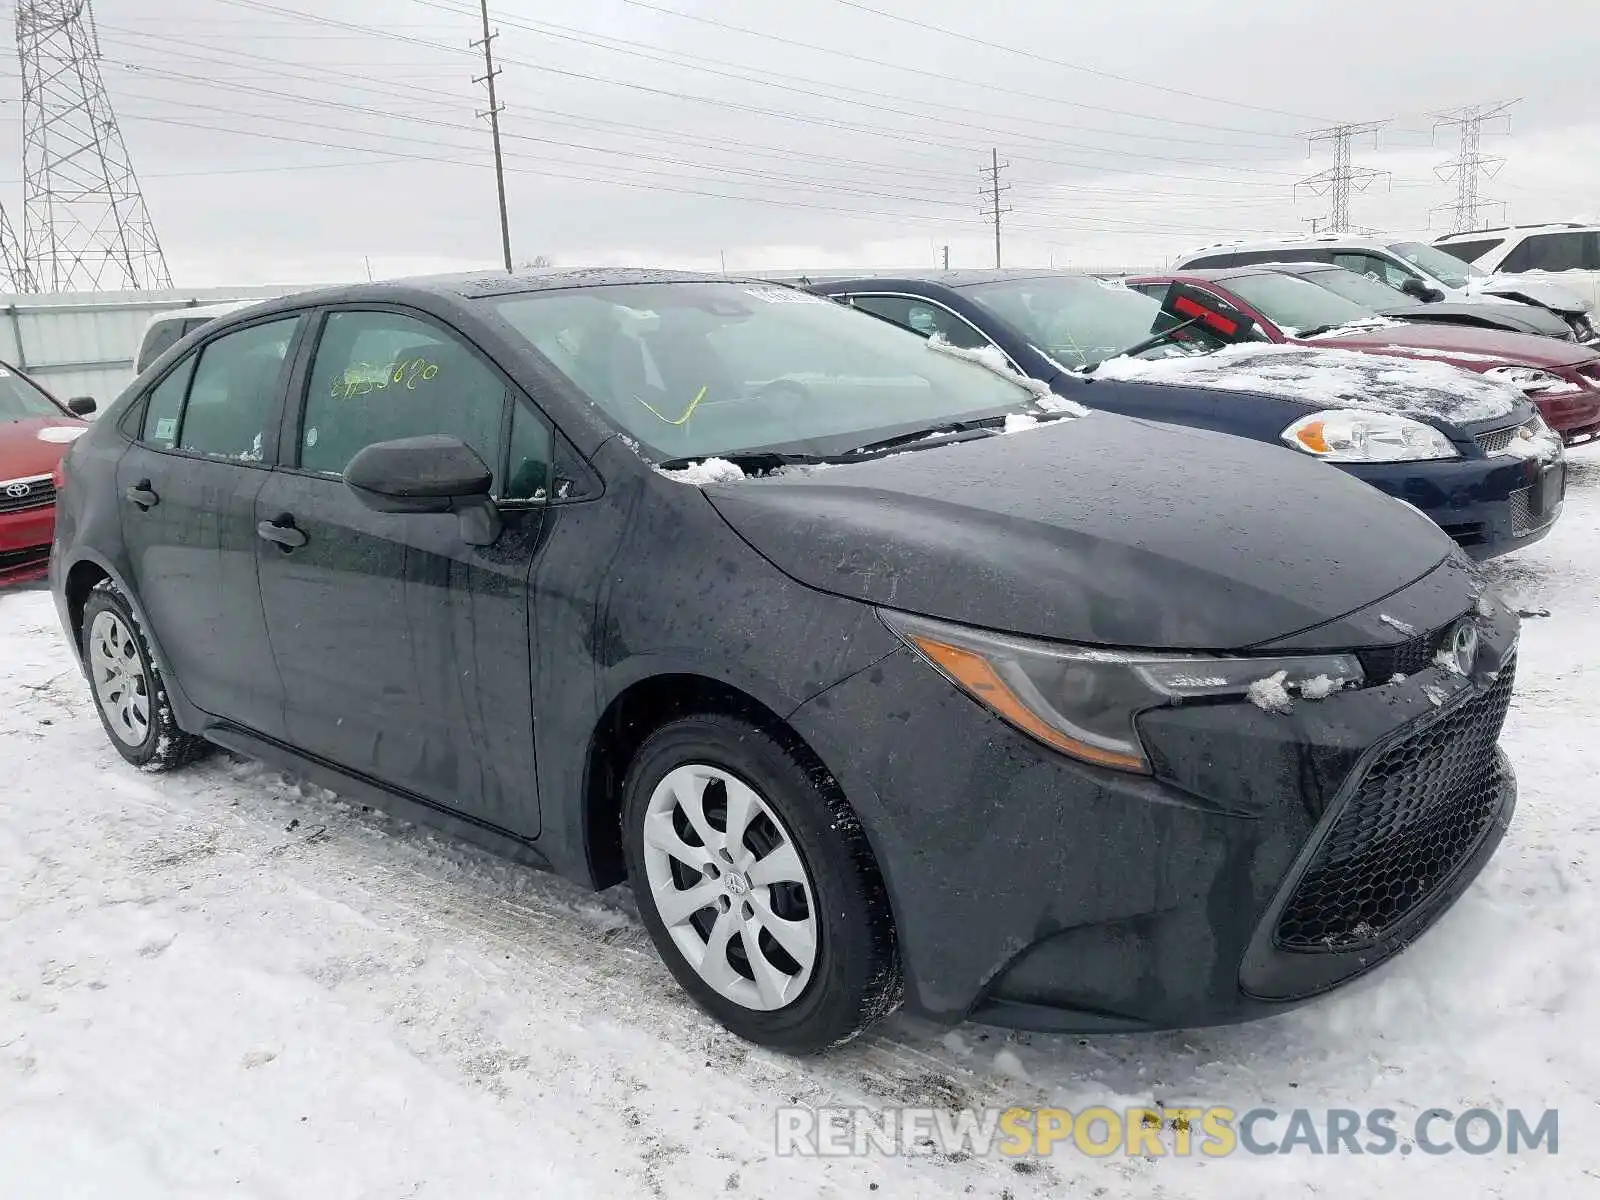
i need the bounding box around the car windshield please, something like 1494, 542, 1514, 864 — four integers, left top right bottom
1388, 241, 1488, 288
1297, 267, 1418, 310
0, 364, 65, 422
1223, 272, 1378, 333
960, 275, 1223, 369
485, 281, 1037, 461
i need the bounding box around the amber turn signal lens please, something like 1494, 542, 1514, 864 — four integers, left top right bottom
908, 635, 1149, 772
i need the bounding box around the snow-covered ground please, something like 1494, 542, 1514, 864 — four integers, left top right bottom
4, 457, 1599, 1198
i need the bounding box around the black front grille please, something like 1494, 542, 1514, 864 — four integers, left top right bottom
0, 544, 50, 573
1356, 624, 1452, 682
1275, 654, 1516, 952
0, 475, 55, 514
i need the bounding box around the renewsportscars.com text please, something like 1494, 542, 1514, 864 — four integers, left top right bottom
775, 1105, 1559, 1159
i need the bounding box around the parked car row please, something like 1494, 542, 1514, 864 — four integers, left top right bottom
38, 263, 1533, 1056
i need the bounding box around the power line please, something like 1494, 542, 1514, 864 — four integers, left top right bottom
406, 0, 1309, 178
824, 0, 1329, 124
1295, 121, 1391, 234
209, 0, 1303, 189
1432, 100, 1517, 233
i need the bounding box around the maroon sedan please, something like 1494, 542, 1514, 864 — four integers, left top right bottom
1128, 265, 1600, 445
1, 360, 94, 585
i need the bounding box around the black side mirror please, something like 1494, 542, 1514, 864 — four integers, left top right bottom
344, 435, 503, 546
67, 396, 96, 416
1399, 277, 1445, 303
1159, 282, 1258, 343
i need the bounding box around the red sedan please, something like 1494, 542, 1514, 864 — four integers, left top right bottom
1128, 265, 1600, 445
1, 360, 94, 586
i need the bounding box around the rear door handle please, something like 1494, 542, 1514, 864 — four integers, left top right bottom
257, 515, 308, 550
124, 480, 159, 510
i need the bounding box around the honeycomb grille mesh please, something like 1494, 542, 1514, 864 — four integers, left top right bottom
1275, 655, 1516, 951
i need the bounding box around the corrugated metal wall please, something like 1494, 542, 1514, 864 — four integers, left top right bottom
1, 286, 304, 407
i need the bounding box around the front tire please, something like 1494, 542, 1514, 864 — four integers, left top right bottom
622, 714, 902, 1053
81, 580, 210, 772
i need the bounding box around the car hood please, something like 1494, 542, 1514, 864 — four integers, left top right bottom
1378, 300, 1568, 338
0, 415, 87, 480
700, 412, 1452, 650
1470, 276, 1592, 315
1311, 321, 1598, 368
1087, 343, 1522, 427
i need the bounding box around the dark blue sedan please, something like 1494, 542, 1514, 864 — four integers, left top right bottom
803, 270, 1565, 559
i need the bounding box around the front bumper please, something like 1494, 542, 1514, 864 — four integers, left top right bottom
1340, 451, 1564, 560
1531, 388, 1600, 444
787, 567, 1520, 1033
0, 504, 56, 585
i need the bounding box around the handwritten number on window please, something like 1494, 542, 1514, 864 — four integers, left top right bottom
332, 357, 440, 400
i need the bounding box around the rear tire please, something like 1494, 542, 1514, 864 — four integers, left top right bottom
81, 580, 210, 772
622, 714, 902, 1054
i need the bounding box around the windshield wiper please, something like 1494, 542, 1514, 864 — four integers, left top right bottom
1081, 316, 1202, 374
657, 450, 829, 474
842, 418, 1009, 458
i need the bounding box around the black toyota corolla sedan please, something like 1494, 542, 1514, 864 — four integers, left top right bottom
50, 269, 1519, 1053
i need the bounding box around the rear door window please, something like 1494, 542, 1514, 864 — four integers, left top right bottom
1501, 232, 1589, 273
177, 319, 299, 462
140, 358, 197, 449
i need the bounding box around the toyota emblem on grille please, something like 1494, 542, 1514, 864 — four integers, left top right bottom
4, 481, 31, 499
1450, 620, 1480, 676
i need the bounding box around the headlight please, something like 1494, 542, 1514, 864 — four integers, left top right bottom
1281, 410, 1459, 462
1483, 365, 1568, 394
879, 609, 1363, 774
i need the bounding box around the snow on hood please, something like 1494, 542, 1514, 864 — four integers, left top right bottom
1468, 274, 1593, 315
1088, 343, 1520, 425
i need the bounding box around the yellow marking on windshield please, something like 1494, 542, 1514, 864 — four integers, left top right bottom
635, 385, 708, 426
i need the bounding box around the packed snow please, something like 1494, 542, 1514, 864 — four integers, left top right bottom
656, 456, 745, 485
5, 457, 1600, 1197
1246, 670, 1295, 714
1090, 342, 1521, 424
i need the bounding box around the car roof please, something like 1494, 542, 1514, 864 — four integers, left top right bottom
796, 268, 1099, 289
1136, 263, 1340, 284
1436, 222, 1599, 240
1180, 235, 1399, 258
207, 267, 770, 322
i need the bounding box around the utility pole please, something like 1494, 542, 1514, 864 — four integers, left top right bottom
1295, 121, 1390, 234
939, 244, 949, 270
1432, 100, 1517, 233
472, 0, 513, 273
15, 0, 171, 290
979, 149, 1011, 269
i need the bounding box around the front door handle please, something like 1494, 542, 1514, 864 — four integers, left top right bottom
257, 515, 308, 550
124, 480, 159, 510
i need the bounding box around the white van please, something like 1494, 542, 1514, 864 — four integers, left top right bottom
134, 300, 270, 375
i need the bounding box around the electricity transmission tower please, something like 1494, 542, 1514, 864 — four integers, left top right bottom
1295, 121, 1391, 234
15, 0, 172, 291
979, 149, 1011, 269
0, 206, 36, 293
1432, 100, 1518, 233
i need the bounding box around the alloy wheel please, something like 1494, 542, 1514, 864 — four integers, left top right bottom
88, 610, 151, 747
641, 763, 819, 1011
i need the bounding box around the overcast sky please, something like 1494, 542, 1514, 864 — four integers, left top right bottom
2, 0, 1598, 287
